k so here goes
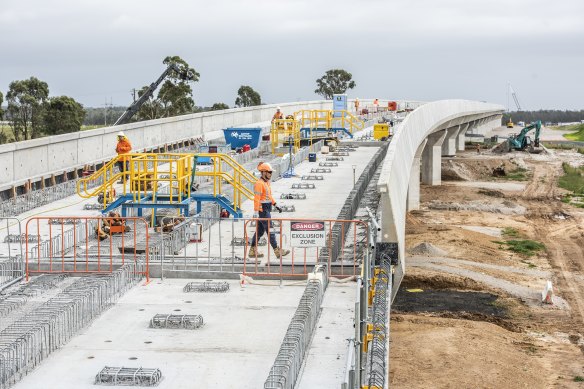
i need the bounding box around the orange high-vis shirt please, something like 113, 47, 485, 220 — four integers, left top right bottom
253, 178, 275, 211
272, 112, 284, 122
116, 139, 132, 161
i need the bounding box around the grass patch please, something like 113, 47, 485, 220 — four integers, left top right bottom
493, 239, 545, 257
574, 376, 584, 382
542, 143, 584, 154
498, 167, 530, 181
503, 240, 545, 256
502, 227, 521, 238
558, 163, 584, 195
563, 124, 584, 141
81, 125, 106, 131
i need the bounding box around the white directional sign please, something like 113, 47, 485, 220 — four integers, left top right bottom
290, 220, 326, 248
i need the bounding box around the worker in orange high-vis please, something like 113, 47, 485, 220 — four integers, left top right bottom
115, 131, 132, 183
248, 162, 290, 258
272, 106, 284, 123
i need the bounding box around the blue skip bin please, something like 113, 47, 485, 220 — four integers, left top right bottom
223, 128, 262, 149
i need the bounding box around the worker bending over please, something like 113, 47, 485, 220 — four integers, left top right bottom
249, 162, 290, 258
95, 211, 130, 241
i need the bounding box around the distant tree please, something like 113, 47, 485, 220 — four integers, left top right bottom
235, 85, 261, 107
83, 106, 127, 126
6, 77, 49, 140
43, 96, 86, 135
0, 91, 4, 120
211, 102, 229, 111
135, 85, 164, 121
502, 110, 584, 126
314, 69, 356, 99
136, 56, 200, 121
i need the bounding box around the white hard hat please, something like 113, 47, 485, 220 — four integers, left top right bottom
117, 131, 125, 137
276, 106, 281, 111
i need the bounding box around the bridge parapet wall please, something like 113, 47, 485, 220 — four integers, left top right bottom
0, 101, 330, 189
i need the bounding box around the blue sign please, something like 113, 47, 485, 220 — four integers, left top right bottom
333, 94, 347, 117
223, 128, 262, 149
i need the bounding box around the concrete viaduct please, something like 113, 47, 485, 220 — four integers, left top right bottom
376, 100, 504, 299
0, 99, 504, 301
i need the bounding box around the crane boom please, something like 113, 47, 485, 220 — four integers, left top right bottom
114, 63, 195, 126
509, 84, 522, 111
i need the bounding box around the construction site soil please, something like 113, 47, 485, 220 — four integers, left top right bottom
391, 149, 584, 388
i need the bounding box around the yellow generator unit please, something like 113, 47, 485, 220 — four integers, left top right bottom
373, 123, 391, 140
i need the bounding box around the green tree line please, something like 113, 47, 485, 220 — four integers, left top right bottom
1, 64, 357, 144
503, 110, 584, 125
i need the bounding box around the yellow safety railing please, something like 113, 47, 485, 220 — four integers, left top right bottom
294, 109, 365, 134
270, 119, 301, 155
76, 155, 130, 208
195, 153, 255, 211
76, 152, 256, 213
129, 153, 193, 204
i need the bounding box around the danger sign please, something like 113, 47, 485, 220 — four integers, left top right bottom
290, 220, 326, 248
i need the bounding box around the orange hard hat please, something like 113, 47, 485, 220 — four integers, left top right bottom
257, 162, 273, 172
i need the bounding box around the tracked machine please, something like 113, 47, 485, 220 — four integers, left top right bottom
507, 120, 542, 153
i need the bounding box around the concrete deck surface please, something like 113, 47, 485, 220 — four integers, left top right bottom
14, 278, 306, 389
4, 140, 377, 388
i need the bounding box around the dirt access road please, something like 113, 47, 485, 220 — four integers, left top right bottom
390, 149, 584, 388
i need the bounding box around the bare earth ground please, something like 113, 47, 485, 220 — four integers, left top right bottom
390, 148, 584, 388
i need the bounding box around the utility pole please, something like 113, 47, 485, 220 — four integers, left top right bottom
103, 98, 113, 126
131, 89, 137, 103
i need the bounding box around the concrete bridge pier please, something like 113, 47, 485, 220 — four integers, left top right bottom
406, 139, 427, 211
441, 126, 462, 156
421, 130, 447, 186
456, 123, 470, 151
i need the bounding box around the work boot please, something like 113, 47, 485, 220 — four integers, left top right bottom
273, 247, 290, 257
248, 246, 264, 258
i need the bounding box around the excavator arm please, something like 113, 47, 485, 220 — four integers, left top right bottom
114, 63, 196, 125
515, 121, 541, 145
509, 120, 542, 150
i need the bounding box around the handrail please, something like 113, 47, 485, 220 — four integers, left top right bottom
75, 152, 257, 212
293, 109, 365, 134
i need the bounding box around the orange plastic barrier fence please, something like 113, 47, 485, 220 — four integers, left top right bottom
243, 218, 368, 278
25, 216, 150, 282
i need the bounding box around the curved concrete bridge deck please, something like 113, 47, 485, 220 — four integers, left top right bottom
376, 100, 504, 299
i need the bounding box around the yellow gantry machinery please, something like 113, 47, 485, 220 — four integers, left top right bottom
77, 152, 256, 219
270, 110, 365, 155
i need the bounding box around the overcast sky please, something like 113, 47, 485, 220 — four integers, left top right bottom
1, 0, 583, 110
